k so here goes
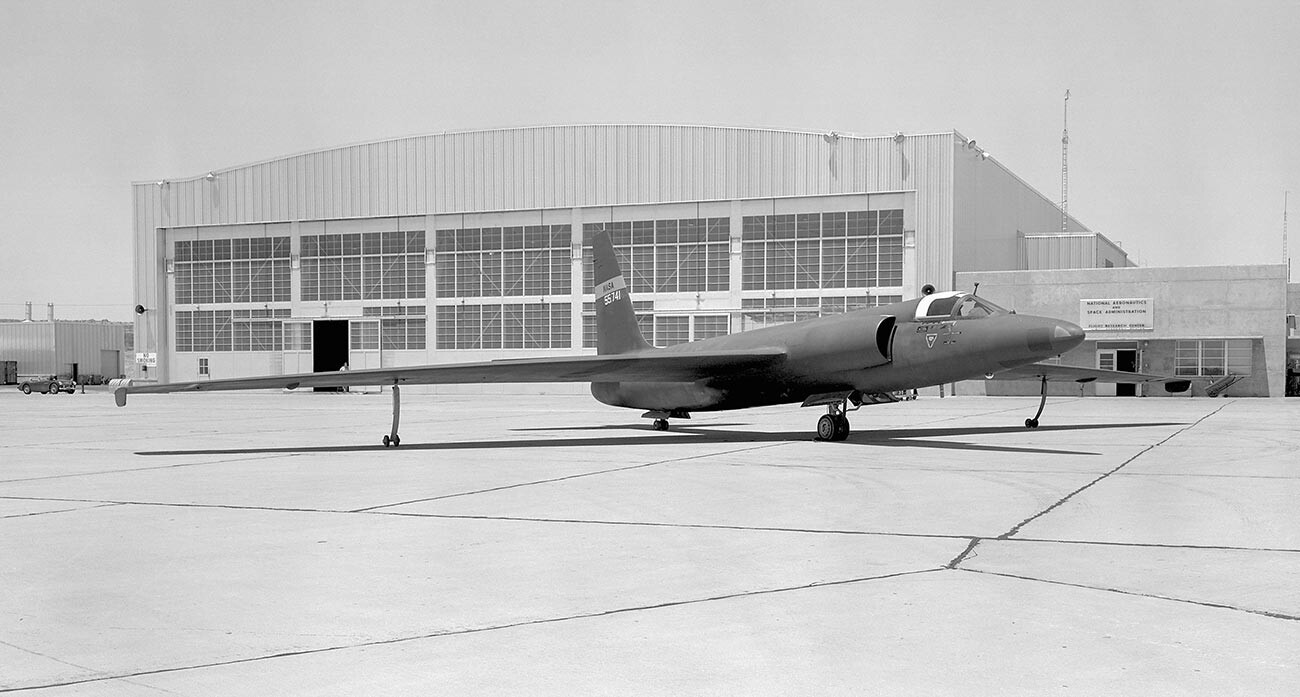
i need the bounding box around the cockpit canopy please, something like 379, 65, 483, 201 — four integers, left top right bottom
914, 291, 1008, 321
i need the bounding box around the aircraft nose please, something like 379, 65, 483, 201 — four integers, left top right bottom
1026, 318, 1086, 356
1051, 320, 1085, 353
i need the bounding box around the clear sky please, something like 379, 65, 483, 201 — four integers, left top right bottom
2, 0, 1297, 321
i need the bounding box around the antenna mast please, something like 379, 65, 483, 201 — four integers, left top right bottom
1285, 191, 1290, 281
1061, 89, 1070, 232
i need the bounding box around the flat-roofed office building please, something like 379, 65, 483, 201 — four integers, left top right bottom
131, 125, 1097, 385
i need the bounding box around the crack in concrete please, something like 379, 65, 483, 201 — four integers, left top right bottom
946, 538, 982, 568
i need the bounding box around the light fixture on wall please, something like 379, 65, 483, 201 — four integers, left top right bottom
165, 258, 174, 274
205, 172, 217, 182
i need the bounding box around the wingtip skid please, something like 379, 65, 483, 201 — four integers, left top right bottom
109, 378, 132, 407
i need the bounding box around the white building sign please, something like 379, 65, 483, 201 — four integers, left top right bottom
1080, 298, 1153, 331
135, 352, 158, 367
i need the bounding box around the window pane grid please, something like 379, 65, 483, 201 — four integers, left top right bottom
741, 210, 903, 292
435, 225, 570, 300
436, 303, 571, 349
1176, 339, 1253, 377
582, 218, 730, 294
174, 237, 291, 305
301, 231, 426, 302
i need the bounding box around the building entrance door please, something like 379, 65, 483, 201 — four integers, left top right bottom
1097, 344, 1139, 396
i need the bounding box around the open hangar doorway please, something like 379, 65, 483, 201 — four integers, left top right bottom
312, 320, 349, 392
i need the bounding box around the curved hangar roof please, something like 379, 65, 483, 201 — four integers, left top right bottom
135, 124, 961, 228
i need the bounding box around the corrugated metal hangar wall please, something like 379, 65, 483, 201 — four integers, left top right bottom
132, 125, 1084, 384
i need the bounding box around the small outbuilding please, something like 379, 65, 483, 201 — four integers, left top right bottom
0, 320, 134, 384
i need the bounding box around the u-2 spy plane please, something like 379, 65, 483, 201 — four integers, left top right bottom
115, 229, 1189, 445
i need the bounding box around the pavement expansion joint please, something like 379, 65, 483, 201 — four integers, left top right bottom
958, 567, 1300, 622
0, 452, 303, 484
0, 502, 123, 520
376, 511, 981, 542
0, 567, 947, 694
350, 441, 792, 513
995, 401, 1234, 541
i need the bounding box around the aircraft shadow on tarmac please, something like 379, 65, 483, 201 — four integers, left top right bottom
135, 422, 1183, 458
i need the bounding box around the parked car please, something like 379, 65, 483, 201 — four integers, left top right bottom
18, 376, 76, 395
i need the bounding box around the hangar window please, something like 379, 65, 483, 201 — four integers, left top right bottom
173, 236, 290, 304
738, 295, 900, 331
174, 308, 291, 353
581, 218, 729, 294
301, 230, 425, 302
350, 321, 379, 351
740, 210, 903, 292
435, 303, 570, 350
433, 225, 569, 300
693, 315, 730, 340
380, 317, 426, 350
653, 316, 691, 346
1175, 339, 1253, 377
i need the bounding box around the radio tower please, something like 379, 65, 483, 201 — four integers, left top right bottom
1061, 89, 1070, 232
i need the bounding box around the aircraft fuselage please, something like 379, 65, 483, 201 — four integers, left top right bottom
591, 299, 1084, 413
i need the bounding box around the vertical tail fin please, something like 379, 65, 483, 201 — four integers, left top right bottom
591, 228, 651, 355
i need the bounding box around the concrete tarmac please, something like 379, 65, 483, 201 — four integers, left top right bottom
1, 389, 1297, 694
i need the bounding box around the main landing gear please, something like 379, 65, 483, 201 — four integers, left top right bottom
817, 411, 851, 441
382, 382, 402, 447
803, 390, 869, 442
815, 398, 858, 442
1025, 375, 1048, 429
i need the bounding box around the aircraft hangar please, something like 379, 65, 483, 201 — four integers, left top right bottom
132, 124, 1110, 388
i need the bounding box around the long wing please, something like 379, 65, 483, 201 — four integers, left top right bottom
996, 362, 1191, 393
117, 348, 788, 403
